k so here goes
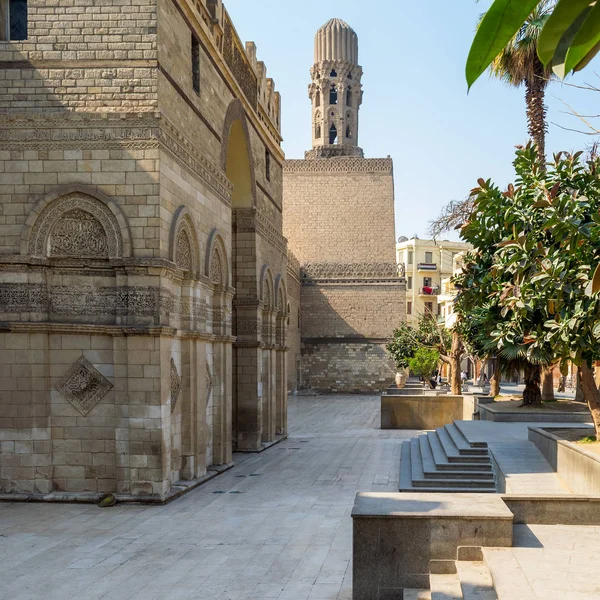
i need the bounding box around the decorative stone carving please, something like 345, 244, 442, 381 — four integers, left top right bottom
210, 248, 223, 285
206, 363, 213, 404
175, 228, 193, 272
301, 262, 403, 281
28, 192, 123, 258
283, 157, 393, 174
170, 359, 181, 413
50, 209, 109, 258
55, 357, 113, 416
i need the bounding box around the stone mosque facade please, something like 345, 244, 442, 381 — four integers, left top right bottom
284, 19, 406, 393
0, 0, 289, 500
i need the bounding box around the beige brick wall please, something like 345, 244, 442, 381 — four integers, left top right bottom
283, 158, 396, 264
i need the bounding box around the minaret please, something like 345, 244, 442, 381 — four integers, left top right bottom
306, 18, 364, 159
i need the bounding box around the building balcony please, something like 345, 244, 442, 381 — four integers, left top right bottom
417, 263, 438, 271
419, 287, 439, 296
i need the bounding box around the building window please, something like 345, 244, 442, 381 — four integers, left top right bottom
346, 88, 352, 106
330, 69, 337, 77
265, 148, 271, 181
315, 124, 321, 139
408, 251, 413, 265
407, 276, 412, 290
329, 85, 338, 105
329, 124, 337, 145
3, 0, 28, 41
425, 302, 433, 315
346, 125, 352, 139
191, 34, 200, 94
437, 304, 441, 316
425, 251, 433, 263
423, 277, 432, 287
407, 302, 412, 315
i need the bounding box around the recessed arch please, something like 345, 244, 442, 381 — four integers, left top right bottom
21, 184, 132, 259
206, 228, 229, 288
220, 99, 257, 208
274, 274, 287, 315
169, 205, 200, 278
260, 264, 275, 308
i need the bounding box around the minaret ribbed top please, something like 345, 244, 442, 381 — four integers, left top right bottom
314, 18, 358, 64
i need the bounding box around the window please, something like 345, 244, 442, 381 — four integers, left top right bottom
3, 0, 27, 40
315, 90, 320, 107
423, 277, 432, 287
315, 124, 321, 139
191, 34, 200, 94
408, 251, 413, 265
329, 85, 338, 105
330, 69, 337, 77
437, 304, 441, 316
329, 124, 337, 145
407, 276, 412, 290
425, 251, 433, 263
346, 88, 352, 106
407, 302, 412, 315
346, 125, 351, 139
425, 302, 433, 315
265, 148, 271, 182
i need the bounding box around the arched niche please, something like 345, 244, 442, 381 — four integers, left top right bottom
21, 185, 131, 259
220, 99, 256, 209
169, 206, 200, 278
205, 228, 229, 288
260, 264, 275, 308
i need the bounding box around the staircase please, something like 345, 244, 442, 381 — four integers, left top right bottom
400, 422, 497, 493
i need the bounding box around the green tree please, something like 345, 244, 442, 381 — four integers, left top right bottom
467, 0, 600, 88
409, 348, 441, 387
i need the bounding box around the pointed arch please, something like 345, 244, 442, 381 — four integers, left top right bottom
274, 274, 287, 316
220, 99, 257, 208
21, 184, 132, 259
260, 264, 275, 308
169, 206, 200, 277
206, 228, 229, 288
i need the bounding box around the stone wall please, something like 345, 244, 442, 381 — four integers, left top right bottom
0, 0, 289, 499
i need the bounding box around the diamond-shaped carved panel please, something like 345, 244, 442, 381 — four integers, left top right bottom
55, 357, 113, 416
171, 358, 181, 413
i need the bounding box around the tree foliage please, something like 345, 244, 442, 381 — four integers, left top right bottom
409, 348, 441, 382
467, 0, 600, 89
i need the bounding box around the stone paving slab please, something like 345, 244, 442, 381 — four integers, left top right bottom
0, 395, 419, 600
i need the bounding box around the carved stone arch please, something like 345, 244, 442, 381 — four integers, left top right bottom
206, 228, 229, 288
274, 274, 287, 316
169, 206, 200, 277
21, 185, 132, 259
220, 98, 257, 207
260, 265, 275, 308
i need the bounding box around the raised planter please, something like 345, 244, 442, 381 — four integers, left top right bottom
478, 401, 590, 423
529, 426, 600, 495
381, 394, 464, 429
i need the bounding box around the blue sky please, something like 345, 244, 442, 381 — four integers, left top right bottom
225, 0, 600, 241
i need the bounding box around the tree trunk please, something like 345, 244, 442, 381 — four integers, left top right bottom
580, 362, 600, 438
522, 363, 542, 406
450, 331, 463, 395
477, 358, 487, 386
525, 60, 548, 166
541, 366, 555, 401
490, 357, 501, 397
576, 368, 585, 403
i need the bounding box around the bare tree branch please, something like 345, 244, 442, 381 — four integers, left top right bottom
427, 197, 475, 239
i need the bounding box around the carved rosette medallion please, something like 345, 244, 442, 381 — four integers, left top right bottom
55, 357, 113, 416
175, 228, 193, 272
206, 363, 213, 405
170, 359, 182, 413
50, 209, 109, 257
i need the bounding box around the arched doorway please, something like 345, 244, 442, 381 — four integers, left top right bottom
221, 99, 263, 451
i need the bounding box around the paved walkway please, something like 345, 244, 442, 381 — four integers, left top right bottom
0, 395, 417, 600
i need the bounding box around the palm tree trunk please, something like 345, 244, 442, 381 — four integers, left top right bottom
522, 363, 542, 406
450, 331, 463, 395
541, 365, 555, 401
490, 357, 501, 397
525, 59, 548, 165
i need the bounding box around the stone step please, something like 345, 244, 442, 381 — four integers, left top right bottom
457, 561, 498, 600
430, 572, 464, 599
427, 432, 490, 467
400, 441, 496, 494
410, 439, 495, 489
418, 435, 494, 479
436, 428, 490, 463
421, 435, 492, 473
482, 548, 535, 600
404, 589, 432, 600
445, 424, 488, 454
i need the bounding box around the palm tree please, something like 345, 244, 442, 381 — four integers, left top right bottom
486, 0, 554, 162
